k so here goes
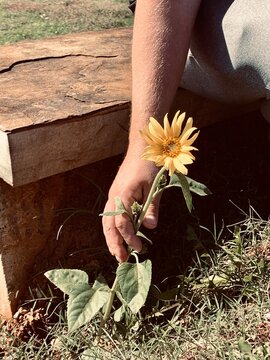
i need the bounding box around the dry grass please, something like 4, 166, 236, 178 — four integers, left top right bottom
0, 0, 133, 44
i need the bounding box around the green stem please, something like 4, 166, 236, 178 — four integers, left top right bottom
95, 275, 118, 344
135, 166, 166, 231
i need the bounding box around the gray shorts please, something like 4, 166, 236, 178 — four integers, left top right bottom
181, 0, 270, 122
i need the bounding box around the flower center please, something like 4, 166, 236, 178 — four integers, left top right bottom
162, 137, 181, 157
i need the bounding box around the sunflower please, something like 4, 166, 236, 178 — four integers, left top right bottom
140, 111, 199, 176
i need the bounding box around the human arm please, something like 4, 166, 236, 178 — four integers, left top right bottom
102, 0, 201, 262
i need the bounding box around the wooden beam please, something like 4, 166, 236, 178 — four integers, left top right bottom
7, 107, 129, 187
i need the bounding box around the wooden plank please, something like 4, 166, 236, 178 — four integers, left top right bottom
7, 107, 129, 187
0, 131, 12, 185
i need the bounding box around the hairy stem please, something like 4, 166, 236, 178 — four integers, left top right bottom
95, 275, 118, 344
135, 166, 166, 231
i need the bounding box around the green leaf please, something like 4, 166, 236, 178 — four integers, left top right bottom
92, 274, 109, 291
100, 210, 127, 217
67, 283, 110, 332
136, 230, 153, 245
243, 274, 253, 283
116, 260, 152, 314
200, 274, 229, 287
99, 196, 132, 218
114, 305, 126, 322
238, 337, 252, 354
166, 174, 211, 199
186, 176, 212, 196
114, 196, 127, 212
169, 173, 193, 212
44, 269, 88, 296
168, 173, 183, 188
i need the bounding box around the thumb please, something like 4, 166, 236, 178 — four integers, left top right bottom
142, 194, 161, 229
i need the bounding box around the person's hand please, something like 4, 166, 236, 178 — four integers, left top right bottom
102, 152, 160, 263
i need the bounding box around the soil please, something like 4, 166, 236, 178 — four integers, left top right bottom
1, 110, 270, 351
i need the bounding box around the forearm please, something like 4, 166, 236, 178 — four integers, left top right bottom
128, 0, 201, 154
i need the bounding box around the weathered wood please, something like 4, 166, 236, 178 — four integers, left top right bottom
0, 175, 64, 317
5, 108, 129, 186
0, 29, 132, 131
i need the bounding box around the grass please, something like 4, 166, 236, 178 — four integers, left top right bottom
0, 0, 133, 45
1, 211, 269, 359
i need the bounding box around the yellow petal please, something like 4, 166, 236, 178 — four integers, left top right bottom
140, 129, 156, 145
181, 145, 198, 152
180, 117, 193, 139
181, 149, 196, 158
173, 158, 188, 175
141, 123, 164, 145
142, 145, 162, 157
155, 155, 166, 166
180, 127, 198, 144
164, 157, 175, 176
174, 111, 186, 137
184, 131, 200, 146
164, 113, 172, 137
171, 110, 181, 137
177, 153, 194, 165
149, 117, 165, 141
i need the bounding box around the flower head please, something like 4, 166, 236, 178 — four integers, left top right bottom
140, 111, 199, 176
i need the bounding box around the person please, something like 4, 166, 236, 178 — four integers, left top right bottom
102, 0, 270, 263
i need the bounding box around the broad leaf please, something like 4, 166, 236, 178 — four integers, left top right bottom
114, 305, 126, 322
166, 174, 211, 201
168, 173, 192, 212
67, 283, 110, 332
92, 274, 109, 291
186, 176, 212, 196
45, 269, 88, 296
116, 260, 152, 314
